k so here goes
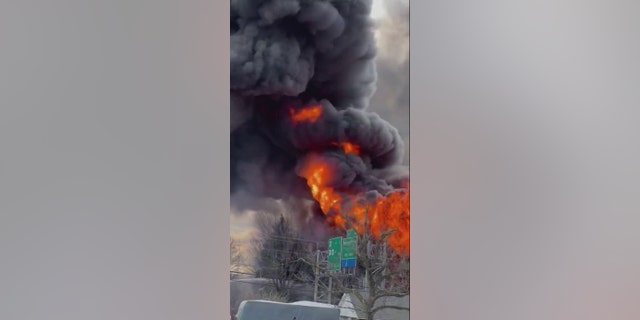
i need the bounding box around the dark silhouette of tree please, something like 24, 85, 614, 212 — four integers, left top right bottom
253, 214, 314, 300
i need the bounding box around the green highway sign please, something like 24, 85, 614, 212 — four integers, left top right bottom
328, 230, 358, 271
341, 236, 357, 260
341, 229, 358, 268
327, 237, 342, 272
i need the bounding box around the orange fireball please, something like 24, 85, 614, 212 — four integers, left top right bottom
289, 105, 322, 124
298, 148, 410, 255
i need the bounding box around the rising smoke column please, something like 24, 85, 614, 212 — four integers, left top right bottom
231, 0, 409, 254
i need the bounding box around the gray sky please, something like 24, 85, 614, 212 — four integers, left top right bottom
369, 0, 410, 166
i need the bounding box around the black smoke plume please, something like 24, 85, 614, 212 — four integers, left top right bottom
230, 0, 408, 226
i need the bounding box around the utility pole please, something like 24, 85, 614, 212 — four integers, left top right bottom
313, 249, 320, 302
328, 276, 332, 304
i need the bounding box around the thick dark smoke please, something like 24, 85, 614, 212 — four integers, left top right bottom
230, 0, 408, 230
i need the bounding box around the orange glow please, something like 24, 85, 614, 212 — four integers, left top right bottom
299, 155, 410, 255
299, 156, 343, 214
290, 105, 322, 124
332, 142, 361, 156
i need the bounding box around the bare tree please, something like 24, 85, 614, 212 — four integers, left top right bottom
352, 230, 409, 320
252, 214, 314, 300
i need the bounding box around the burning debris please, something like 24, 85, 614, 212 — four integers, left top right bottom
290, 105, 323, 124
231, 0, 409, 255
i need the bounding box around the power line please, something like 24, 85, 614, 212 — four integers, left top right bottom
264, 234, 321, 244
230, 278, 320, 294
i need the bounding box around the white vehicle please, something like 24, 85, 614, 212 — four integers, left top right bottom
236, 300, 340, 320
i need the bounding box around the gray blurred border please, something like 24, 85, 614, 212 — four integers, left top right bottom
216, 0, 231, 318
411, 1, 424, 319
0, 1, 229, 319
418, 1, 640, 320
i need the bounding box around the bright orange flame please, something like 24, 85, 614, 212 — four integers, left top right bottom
332, 142, 361, 156
370, 190, 410, 254
299, 156, 342, 214
299, 154, 410, 255
290, 105, 322, 124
